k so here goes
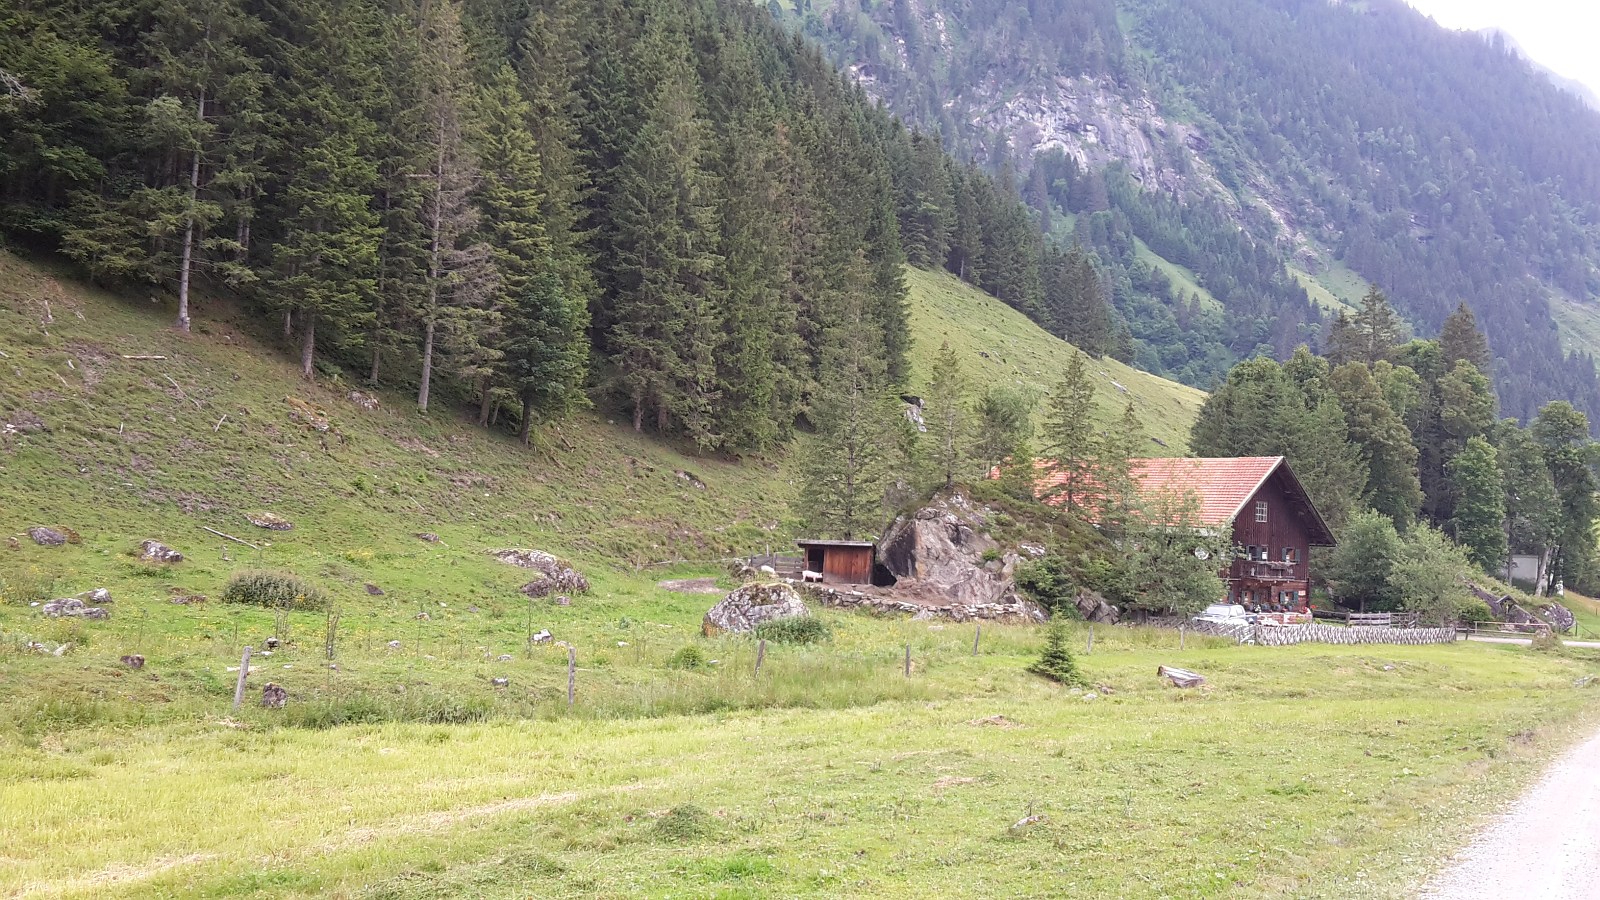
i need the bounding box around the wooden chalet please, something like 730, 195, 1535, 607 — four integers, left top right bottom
1038, 456, 1337, 609
795, 539, 876, 585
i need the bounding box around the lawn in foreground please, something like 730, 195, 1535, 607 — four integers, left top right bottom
5, 640, 1598, 899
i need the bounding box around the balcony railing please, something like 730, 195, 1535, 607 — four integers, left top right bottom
1236, 560, 1300, 581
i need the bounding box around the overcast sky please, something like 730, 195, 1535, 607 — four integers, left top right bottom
1403, 0, 1600, 95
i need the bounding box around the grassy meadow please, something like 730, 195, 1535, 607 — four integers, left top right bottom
4, 253, 1600, 898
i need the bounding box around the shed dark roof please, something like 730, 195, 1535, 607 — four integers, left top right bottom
795, 539, 876, 549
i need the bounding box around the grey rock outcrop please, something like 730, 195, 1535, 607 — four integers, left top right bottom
138, 540, 183, 563
261, 683, 287, 708
28, 526, 67, 546
878, 490, 1021, 607
703, 583, 809, 636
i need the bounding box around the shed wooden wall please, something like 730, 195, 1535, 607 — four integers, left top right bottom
821, 547, 873, 585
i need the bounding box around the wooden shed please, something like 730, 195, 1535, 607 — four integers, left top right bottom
796, 539, 876, 585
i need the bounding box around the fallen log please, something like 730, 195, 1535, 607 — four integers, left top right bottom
201, 525, 260, 550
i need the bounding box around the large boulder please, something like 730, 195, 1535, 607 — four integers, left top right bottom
878, 490, 1020, 606
28, 526, 68, 546
703, 583, 809, 636
41, 598, 109, 620
494, 548, 590, 596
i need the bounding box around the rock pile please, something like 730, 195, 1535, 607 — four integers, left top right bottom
493, 548, 590, 597
261, 683, 288, 708
703, 583, 809, 636
803, 584, 1043, 623
41, 598, 109, 619
347, 390, 380, 411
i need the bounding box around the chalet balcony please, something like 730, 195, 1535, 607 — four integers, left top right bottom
1237, 560, 1300, 582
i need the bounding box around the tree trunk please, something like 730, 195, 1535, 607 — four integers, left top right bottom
369, 347, 381, 386
283, 308, 293, 339
176, 88, 204, 334
418, 318, 435, 410
418, 118, 446, 412
300, 310, 316, 380
633, 393, 644, 432
477, 375, 492, 427
519, 394, 533, 446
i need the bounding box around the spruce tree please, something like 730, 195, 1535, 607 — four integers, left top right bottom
1350, 285, 1407, 365
607, 12, 723, 446
1439, 303, 1492, 374
1040, 351, 1100, 514
414, 0, 497, 413
1028, 615, 1083, 685
923, 341, 970, 487
1493, 419, 1560, 582
1329, 362, 1422, 529
795, 274, 899, 540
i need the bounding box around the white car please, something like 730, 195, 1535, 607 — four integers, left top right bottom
1192, 603, 1257, 626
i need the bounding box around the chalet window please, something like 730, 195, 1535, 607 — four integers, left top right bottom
1283, 547, 1296, 563
1246, 545, 1258, 561
1255, 500, 1268, 523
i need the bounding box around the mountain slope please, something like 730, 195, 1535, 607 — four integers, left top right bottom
789, 0, 1600, 425
0, 252, 1199, 582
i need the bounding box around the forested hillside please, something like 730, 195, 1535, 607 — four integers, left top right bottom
0, 0, 1125, 455
787, 0, 1600, 427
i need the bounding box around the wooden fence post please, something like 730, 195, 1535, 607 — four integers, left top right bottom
973, 625, 981, 657
231, 646, 252, 711
755, 639, 766, 676
567, 646, 576, 709
904, 643, 911, 677
1179, 626, 1186, 651
1086, 625, 1094, 654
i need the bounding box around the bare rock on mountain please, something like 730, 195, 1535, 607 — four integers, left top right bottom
138, 540, 184, 563
878, 490, 1020, 607
703, 583, 809, 636
496, 548, 590, 596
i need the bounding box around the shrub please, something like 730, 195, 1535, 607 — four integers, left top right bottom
755, 616, 833, 644
980, 547, 1002, 563
221, 570, 328, 610
1028, 616, 1084, 685
666, 644, 707, 670
1531, 630, 1564, 653
1014, 555, 1077, 614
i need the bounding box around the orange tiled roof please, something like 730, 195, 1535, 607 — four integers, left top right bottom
1036, 456, 1284, 527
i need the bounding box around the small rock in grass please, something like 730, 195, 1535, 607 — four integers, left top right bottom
261, 683, 287, 708
415, 611, 430, 621
244, 511, 293, 531
497, 654, 513, 661
347, 390, 379, 411
364, 583, 385, 596
264, 637, 280, 650
138, 540, 184, 563
491, 677, 509, 687
416, 532, 441, 543
120, 654, 145, 669
555, 595, 571, 607
80, 587, 113, 604
5, 537, 18, 551
387, 640, 402, 650
530, 630, 553, 644
41, 598, 108, 620
28, 526, 67, 546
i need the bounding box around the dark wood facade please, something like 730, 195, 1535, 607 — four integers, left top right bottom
796, 540, 875, 585
1223, 466, 1330, 609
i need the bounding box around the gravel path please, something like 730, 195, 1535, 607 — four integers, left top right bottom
1418, 725, 1600, 899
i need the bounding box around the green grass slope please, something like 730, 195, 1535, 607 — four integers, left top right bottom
2, 253, 1600, 899
905, 266, 1205, 454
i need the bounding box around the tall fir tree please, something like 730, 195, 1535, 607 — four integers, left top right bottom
1040, 351, 1100, 514
923, 341, 970, 487
1438, 302, 1492, 374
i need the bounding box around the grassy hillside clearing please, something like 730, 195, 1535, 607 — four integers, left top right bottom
1134, 236, 1221, 312
3, 254, 1598, 898
904, 267, 1204, 453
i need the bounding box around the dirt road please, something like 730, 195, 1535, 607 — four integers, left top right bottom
1418, 725, 1600, 898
